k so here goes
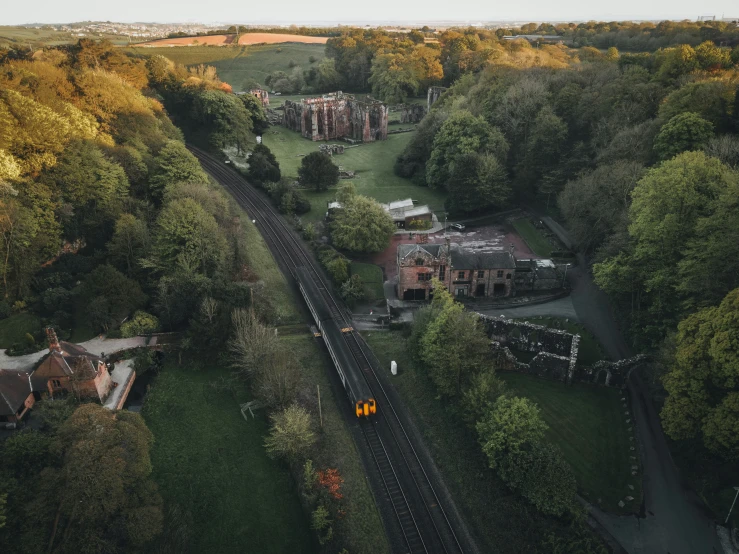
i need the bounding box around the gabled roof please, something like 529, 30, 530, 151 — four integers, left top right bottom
31, 341, 102, 390
398, 243, 448, 260
0, 369, 32, 416
450, 245, 516, 270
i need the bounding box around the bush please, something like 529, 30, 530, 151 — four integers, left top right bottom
0, 300, 10, 320
340, 275, 365, 307
325, 257, 349, 284
121, 311, 160, 338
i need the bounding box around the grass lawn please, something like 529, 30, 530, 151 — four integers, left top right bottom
512, 218, 554, 257
362, 330, 603, 553
0, 313, 41, 348
263, 126, 447, 224
513, 316, 604, 367
500, 372, 641, 514
142, 365, 316, 554
350, 262, 385, 302
284, 334, 389, 554
129, 44, 326, 91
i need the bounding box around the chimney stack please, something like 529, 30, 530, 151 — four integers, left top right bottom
45, 327, 61, 353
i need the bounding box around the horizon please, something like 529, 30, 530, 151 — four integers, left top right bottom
3, 0, 738, 28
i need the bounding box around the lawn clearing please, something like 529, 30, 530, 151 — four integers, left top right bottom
263, 126, 447, 224
511, 218, 554, 257
499, 372, 641, 514
129, 44, 326, 91
350, 262, 385, 302
0, 313, 41, 348
362, 330, 601, 552
143, 365, 315, 554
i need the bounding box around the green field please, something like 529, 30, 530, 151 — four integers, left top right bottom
128, 44, 326, 91
143, 365, 316, 554
0, 26, 128, 47
362, 330, 608, 552
500, 372, 641, 514
263, 126, 447, 224
0, 313, 41, 348
350, 262, 385, 302
512, 218, 554, 257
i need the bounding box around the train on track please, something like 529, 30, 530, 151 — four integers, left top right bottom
295, 266, 377, 418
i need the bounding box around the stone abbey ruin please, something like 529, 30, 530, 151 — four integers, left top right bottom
282, 92, 389, 142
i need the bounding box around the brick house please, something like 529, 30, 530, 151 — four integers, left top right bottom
0, 370, 35, 424
31, 328, 113, 402
397, 242, 517, 300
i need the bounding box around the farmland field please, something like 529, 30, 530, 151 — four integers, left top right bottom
0, 26, 127, 47
263, 125, 447, 223
136, 33, 328, 47
127, 43, 326, 91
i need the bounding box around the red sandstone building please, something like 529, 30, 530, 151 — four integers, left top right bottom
397, 243, 516, 300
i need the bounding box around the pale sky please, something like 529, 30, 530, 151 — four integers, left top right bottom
2, 0, 738, 26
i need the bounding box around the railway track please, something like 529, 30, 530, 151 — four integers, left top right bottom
188, 145, 466, 554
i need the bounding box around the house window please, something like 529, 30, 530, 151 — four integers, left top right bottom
506, 273, 512, 279
497, 270, 504, 278
417, 273, 431, 282
51, 379, 62, 388
477, 270, 484, 279
439, 265, 446, 280
415, 258, 424, 266
458, 271, 465, 279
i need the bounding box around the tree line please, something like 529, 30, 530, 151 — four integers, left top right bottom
393, 30, 739, 520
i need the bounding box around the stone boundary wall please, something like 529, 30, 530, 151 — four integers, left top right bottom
480, 314, 648, 388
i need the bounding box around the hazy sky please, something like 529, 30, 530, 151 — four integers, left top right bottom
2, 0, 738, 26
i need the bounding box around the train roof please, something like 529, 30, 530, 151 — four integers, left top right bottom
322, 321, 374, 402
295, 266, 333, 323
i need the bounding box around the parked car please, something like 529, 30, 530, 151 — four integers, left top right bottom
450, 223, 466, 231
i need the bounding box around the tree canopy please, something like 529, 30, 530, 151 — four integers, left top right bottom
330, 195, 395, 253
298, 152, 339, 191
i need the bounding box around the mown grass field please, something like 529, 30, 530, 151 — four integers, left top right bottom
500, 372, 641, 514
129, 44, 326, 91
263, 126, 447, 224
512, 218, 554, 257
350, 262, 385, 302
142, 365, 316, 554
0, 313, 41, 348
362, 330, 606, 552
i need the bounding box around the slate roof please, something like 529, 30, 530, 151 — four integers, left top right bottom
31, 341, 103, 391
0, 369, 32, 416
449, 245, 516, 270
398, 243, 447, 259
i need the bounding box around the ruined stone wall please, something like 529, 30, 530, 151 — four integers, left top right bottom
282, 94, 388, 142
249, 89, 270, 106
480, 315, 574, 357
427, 86, 447, 110
574, 354, 650, 387
399, 104, 426, 124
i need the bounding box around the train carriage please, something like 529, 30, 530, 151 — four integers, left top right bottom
295, 266, 376, 417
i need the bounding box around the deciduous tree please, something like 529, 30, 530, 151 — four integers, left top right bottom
298, 152, 339, 192
330, 195, 395, 253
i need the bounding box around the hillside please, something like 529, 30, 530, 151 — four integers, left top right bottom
128, 43, 326, 91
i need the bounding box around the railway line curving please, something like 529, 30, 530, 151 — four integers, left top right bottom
188, 145, 470, 554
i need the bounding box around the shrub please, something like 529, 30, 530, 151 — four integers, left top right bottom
0, 300, 10, 320
121, 311, 160, 337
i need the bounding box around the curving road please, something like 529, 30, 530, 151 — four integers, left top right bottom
540, 216, 724, 554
